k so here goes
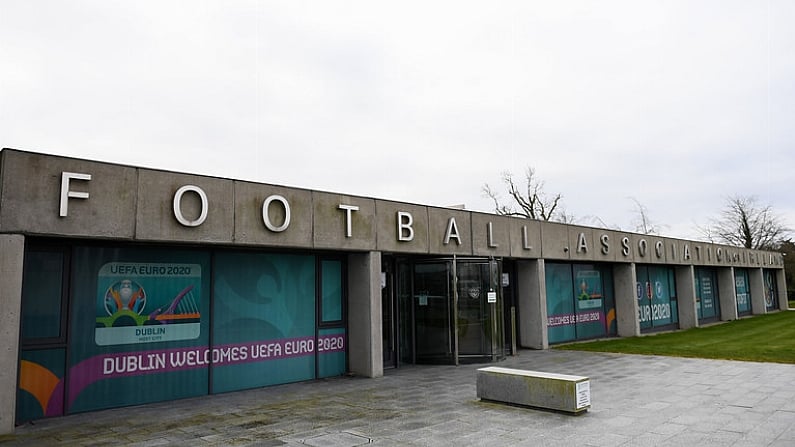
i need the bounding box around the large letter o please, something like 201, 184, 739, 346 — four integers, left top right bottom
262, 195, 291, 232
173, 185, 208, 227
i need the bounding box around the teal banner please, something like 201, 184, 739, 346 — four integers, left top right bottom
735, 270, 751, 314
211, 252, 317, 393
637, 266, 677, 330
546, 263, 615, 344
68, 247, 211, 413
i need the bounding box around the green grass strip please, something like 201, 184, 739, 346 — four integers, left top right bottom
556, 311, 795, 364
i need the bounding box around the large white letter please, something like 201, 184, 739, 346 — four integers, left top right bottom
60, 172, 91, 217
444, 217, 461, 245
522, 225, 532, 250
638, 239, 648, 257
576, 232, 588, 254
262, 195, 291, 232
338, 204, 359, 238
397, 211, 414, 241
487, 222, 498, 248
621, 237, 631, 257
600, 234, 610, 255
173, 185, 208, 227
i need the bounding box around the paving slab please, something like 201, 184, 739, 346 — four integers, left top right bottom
3, 349, 795, 446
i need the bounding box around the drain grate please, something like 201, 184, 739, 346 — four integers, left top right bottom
302, 431, 372, 446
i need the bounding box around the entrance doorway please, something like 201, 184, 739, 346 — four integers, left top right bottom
382, 256, 506, 366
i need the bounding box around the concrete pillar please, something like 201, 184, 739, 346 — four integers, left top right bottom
776, 269, 789, 310
0, 235, 24, 434
749, 268, 766, 315
614, 263, 639, 337
717, 267, 739, 321
347, 252, 383, 378
516, 259, 547, 349
676, 266, 699, 329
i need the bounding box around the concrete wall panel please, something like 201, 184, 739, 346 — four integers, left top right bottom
749, 268, 766, 315
516, 260, 547, 349
313, 192, 377, 251
539, 222, 570, 260
631, 235, 666, 264
374, 201, 429, 253
136, 170, 234, 243
427, 207, 473, 256
234, 182, 313, 248
676, 266, 698, 329
472, 213, 511, 257
776, 269, 789, 310
567, 226, 596, 262
347, 252, 383, 378
718, 267, 739, 321
0, 235, 24, 434
508, 218, 541, 259
614, 263, 639, 337
0, 150, 136, 238
594, 230, 619, 262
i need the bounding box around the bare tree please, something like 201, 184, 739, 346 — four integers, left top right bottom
700, 195, 791, 249
628, 197, 663, 235
482, 167, 564, 221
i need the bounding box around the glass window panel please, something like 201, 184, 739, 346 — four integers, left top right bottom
545, 263, 575, 344
22, 251, 64, 340
318, 327, 346, 378
321, 260, 342, 322
212, 252, 316, 393
735, 269, 752, 314
573, 265, 607, 339
17, 348, 66, 422
68, 246, 211, 414
764, 270, 778, 310
696, 268, 719, 321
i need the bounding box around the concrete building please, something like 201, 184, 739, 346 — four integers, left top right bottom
0, 148, 787, 433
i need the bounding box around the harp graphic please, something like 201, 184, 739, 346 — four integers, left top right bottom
148, 285, 200, 323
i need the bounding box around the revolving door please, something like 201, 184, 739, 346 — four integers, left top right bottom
392, 257, 505, 365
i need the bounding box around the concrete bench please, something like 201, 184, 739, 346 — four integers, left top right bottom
476, 366, 590, 414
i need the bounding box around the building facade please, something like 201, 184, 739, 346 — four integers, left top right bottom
0, 149, 788, 432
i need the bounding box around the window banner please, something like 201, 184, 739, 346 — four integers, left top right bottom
764, 270, 778, 310
318, 328, 347, 378
95, 262, 202, 346
68, 248, 211, 414
735, 270, 751, 314
637, 267, 676, 328
575, 270, 603, 310
211, 253, 317, 393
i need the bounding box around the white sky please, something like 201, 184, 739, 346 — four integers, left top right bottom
2, 1, 793, 241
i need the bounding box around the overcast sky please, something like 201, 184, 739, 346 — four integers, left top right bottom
2, 1, 793, 241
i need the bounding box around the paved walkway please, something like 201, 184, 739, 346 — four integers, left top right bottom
3, 349, 795, 446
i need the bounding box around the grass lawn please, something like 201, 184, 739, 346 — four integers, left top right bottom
556, 310, 795, 364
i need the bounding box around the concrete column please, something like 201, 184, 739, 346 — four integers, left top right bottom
749, 268, 766, 315
516, 259, 547, 349
614, 263, 639, 337
776, 269, 789, 311
347, 251, 383, 378
0, 235, 24, 434
717, 267, 739, 321
676, 266, 698, 329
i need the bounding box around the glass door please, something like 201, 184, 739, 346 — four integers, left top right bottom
413, 262, 454, 364
391, 258, 506, 366
695, 268, 720, 322
455, 260, 503, 362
